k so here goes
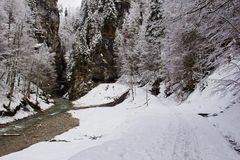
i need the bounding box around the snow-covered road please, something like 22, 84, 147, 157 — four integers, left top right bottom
0, 84, 239, 160
70, 99, 238, 160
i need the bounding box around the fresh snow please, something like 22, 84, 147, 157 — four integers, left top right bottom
0, 99, 53, 125
0, 108, 35, 125
0, 70, 54, 124
0, 92, 54, 124
1, 82, 239, 160
72, 83, 129, 108
58, 0, 82, 8
177, 61, 240, 149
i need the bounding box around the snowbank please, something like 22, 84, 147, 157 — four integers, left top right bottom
72, 83, 130, 108
1, 84, 239, 160
0, 108, 35, 124
0, 95, 54, 124
0, 83, 54, 124
178, 61, 240, 148
0, 72, 54, 124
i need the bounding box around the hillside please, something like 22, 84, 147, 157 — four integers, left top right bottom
0, 0, 240, 159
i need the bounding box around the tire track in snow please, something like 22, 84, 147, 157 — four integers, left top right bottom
171, 110, 203, 160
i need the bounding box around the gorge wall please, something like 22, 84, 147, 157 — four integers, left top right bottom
68, 0, 130, 100
27, 0, 67, 95
27, 0, 130, 99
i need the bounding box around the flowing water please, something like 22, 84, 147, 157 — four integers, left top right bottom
0, 98, 79, 156
0, 98, 73, 135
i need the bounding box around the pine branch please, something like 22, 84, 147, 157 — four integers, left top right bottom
220, 16, 240, 35
186, 0, 212, 15
185, 0, 233, 15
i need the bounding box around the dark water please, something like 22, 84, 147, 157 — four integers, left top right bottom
0, 98, 73, 134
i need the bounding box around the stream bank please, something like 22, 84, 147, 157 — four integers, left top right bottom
0, 99, 79, 157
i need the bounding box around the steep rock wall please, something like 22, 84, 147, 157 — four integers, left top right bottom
27, 0, 67, 95
68, 0, 130, 100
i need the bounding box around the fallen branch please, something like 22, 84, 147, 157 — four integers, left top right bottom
186, 0, 233, 15
0, 133, 21, 136
220, 16, 240, 35
49, 139, 70, 143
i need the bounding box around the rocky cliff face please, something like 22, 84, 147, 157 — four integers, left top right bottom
27, 0, 67, 95
68, 0, 130, 100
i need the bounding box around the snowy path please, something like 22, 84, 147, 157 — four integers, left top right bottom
70, 99, 238, 160
0, 85, 239, 160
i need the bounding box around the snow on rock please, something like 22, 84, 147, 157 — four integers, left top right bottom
72, 83, 130, 108
33, 43, 43, 50
0, 72, 54, 124
0, 93, 22, 112
0, 90, 54, 124
0, 96, 54, 125
0, 108, 35, 124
